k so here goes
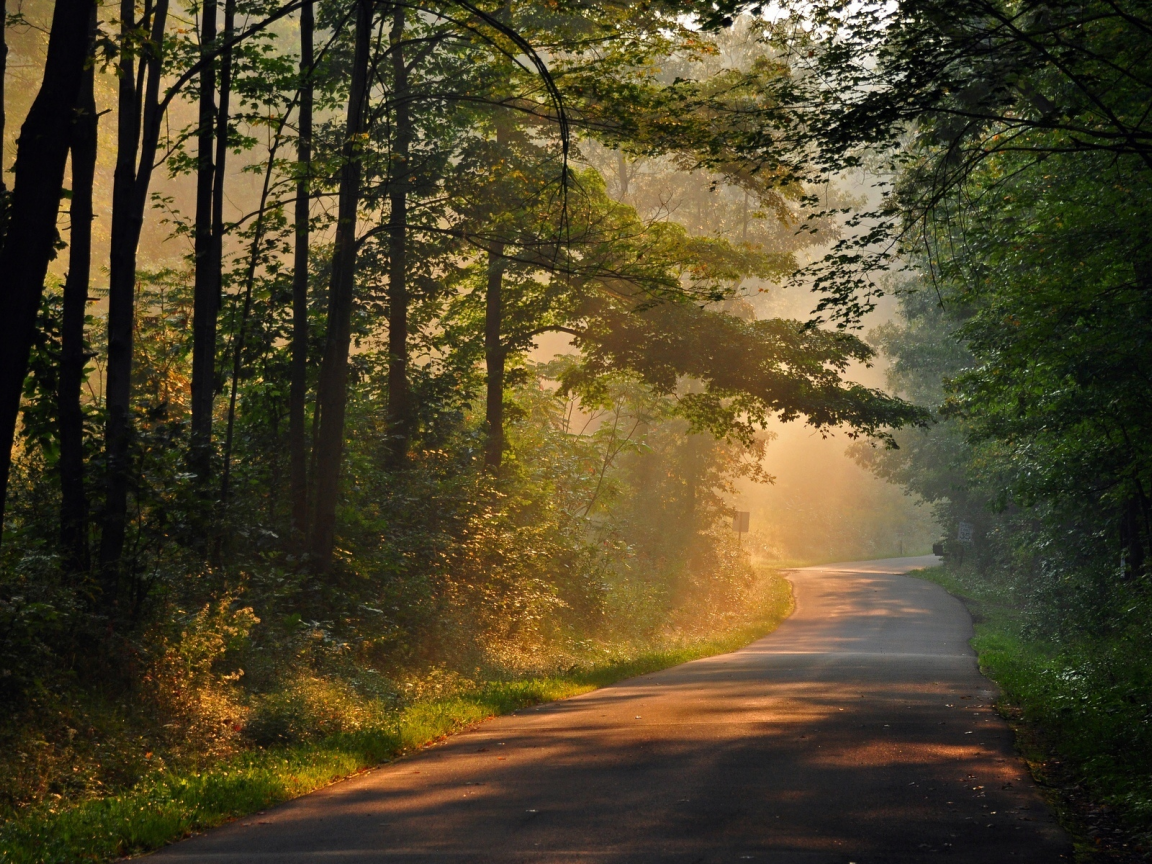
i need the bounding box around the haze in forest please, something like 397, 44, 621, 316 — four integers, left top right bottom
3, 2, 936, 567
42, 0, 1152, 854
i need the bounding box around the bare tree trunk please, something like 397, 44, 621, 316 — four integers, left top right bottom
190, 0, 219, 476
99, 0, 171, 580
0, 0, 95, 542
289, 0, 315, 543
0, 0, 7, 196
484, 244, 506, 470
484, 115, 510, 470
308, 0, 372, 571
210, 0, 235, 382
58, 8, 99, 575
385, 4, 411, 470
742, 189, 748, 242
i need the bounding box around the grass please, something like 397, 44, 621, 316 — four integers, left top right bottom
760, 549, 933, 570
0, 573, 793, 864
912, 565, 1152, 861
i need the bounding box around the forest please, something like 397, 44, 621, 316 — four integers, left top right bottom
1, 0, 1150, 860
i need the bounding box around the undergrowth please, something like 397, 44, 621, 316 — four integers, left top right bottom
916, 565, 1152, 861
0, 569, 792, 864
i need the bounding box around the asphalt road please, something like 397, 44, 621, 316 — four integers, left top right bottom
152, 556, 1070, 863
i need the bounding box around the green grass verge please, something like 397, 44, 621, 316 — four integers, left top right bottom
0, 577, 793, 864
911, 565, 1152, 860
762, 550, 933, 570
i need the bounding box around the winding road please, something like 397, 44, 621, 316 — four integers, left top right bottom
153, 556, 1070, 862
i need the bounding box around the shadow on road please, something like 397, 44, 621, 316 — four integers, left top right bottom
154, 557, 1070, 863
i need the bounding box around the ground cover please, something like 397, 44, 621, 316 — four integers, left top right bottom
0, 570, 792, 864
914, 566, 1152, 863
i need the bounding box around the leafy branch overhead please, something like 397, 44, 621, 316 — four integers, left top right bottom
566, 296, 928, 445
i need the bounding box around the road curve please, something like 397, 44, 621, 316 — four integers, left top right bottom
152, 556, 1070, 863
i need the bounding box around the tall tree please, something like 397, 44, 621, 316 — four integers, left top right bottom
190, 0, 219, 475
483, 115, 510, 470
210, 0, 236, 396
384, 3, 411, 469
309, 0, 373, 570
58, 8, 100, 575
483, 244, 507, 469
99, 0, 315, 575
100, 0, 171, 578
289, 0, 315, 542
0, 0, 7, 198
0, 0, 96, 541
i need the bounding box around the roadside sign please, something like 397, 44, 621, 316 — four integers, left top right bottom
957, 522, 973, 544
732, 511, 750, 533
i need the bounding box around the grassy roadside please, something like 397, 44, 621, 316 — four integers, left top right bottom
912, 566, 1151, 863
757, 550, 934, 572
0, 572, 793, 864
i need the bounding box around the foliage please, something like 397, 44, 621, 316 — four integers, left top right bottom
0, 1, 924, 855
918, 564, 1152, 854
0, 568, 792, 864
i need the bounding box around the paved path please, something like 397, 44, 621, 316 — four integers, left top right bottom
153, 556, 1070, 862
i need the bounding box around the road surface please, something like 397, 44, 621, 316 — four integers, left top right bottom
153, 556, 1070, 862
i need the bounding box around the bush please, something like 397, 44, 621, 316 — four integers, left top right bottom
245, 677, 390, 747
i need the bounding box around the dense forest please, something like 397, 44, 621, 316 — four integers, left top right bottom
800, 0, 1152, 851
0, 2, 923, 855
2, 0, 1151, 858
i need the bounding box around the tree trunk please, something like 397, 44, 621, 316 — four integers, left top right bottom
99, 0, 170, 580
0, 0, 7, 196
483, 116, 511, 470
190, 0, 219, 475
221, 90, 289, 505
484, 244, 506, 470
289, 0, 315, 543
385, 4, 411, 470
308, 0, 372, 571
0, 0, 95, 542
58, 9, 99, 575
210, 0, 235, 386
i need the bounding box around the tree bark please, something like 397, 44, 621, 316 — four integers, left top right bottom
210, 0, 235, 385
0, 0, 8, 196
308, 0, 372, 571
0, 0, 95, 542
289, 0, 315, 543
483, 115, 511, 470
58, 9, 99, 575
190, 0, 219, 475
385, 3, 411, 470
484, 244, 506, 470
99, 0, 171, 579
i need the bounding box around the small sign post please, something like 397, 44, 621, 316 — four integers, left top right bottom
955, 521, 974, 565
732, 511, 750, 546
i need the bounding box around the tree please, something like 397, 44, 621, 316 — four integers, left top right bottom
758, 0, 1152, 325
99, 0, 306, 577
0, 0, 96, 543
289, 0, 315, 541
308, 0, 373, 570
384, 3, 413, 469
190, 0, 222, 473
58, 8, 100, 575
100, 0, 173, 584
